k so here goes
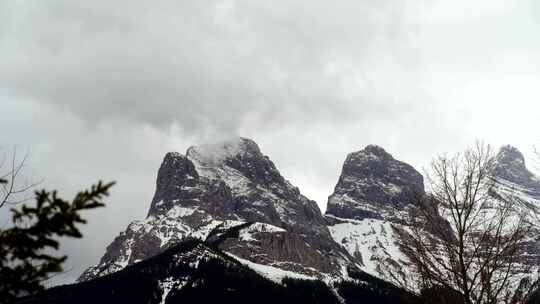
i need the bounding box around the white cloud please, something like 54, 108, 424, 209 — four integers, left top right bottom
1, 0, 539, 285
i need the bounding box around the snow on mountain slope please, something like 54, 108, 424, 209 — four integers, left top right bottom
226, 252, 316, 283
80, 137, 356, 282
327, 214, 408, 278
325, 145, 422, 281
491, 146, 540, 267
26, 238, 420, 304
79, 139, 540, 296
326, 144, 540, 286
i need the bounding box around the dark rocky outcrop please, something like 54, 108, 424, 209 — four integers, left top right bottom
76, 139, 540, 300
492, 145, 540, 266
494, 145, 540, 198
323, 145, 427, 282
326, 145, 424, 221
80, 137, 355, 281
325, 144, 540, 285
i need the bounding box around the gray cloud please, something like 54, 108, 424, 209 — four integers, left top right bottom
1, 0, 540, 286
0, 0, 426, 136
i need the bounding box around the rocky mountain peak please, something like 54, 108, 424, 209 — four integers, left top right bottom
324, 145, 426, 281
496, 145, 526, 169
493, 145, 540, 196
148, 152, 199, 216
326, 145, 424, 221
81, 137, 354, 282
362, 144, 393, 158
185, 137, 286, 189
186, 137, 262, 166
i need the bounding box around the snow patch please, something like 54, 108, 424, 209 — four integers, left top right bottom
187, 137, 245, 166
239, 222, 286, 241
328, 216, 408, 279
225, 252, 315, 283
166, 205, 198, 218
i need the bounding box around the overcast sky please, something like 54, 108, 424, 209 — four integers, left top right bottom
1, 0, 540, 285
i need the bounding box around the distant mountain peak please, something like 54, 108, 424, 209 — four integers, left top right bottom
495, 145, 526, 168
81, 137, 354, 282
345, 145, 395, 164
326, 145, 424, 221
493, 145, 540, 195
78, 139, 540, 293
362, 144, 392, 157
186, 137, 261, 166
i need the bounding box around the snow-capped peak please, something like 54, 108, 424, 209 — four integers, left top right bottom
493, 145, 540, 193
344, 145, 395, 165
496, 145, 526, 168
186, 137, 260, 166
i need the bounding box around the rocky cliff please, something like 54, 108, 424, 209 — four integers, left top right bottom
326, 144, 540, 283
326, 145, 424, 221
80, 138, 354, 281
492, 145, 540, 266
79, 139, 540, 295
325, 145, 424, 279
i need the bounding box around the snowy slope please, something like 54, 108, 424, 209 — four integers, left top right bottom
79, 139, 540, 299
80, 137, 355, 282
327, 144, 540, 289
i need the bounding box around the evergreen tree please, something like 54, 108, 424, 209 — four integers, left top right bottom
0, 179, 114, 303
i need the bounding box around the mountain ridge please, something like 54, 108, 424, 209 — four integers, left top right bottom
75, 138, 540, 302
80, 137, 357, 282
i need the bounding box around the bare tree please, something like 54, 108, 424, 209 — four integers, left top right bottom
396, 143, 537, 304
0, 147, 41, 210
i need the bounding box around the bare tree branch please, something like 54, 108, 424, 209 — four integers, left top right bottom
0, 147, 42, 210
395, 142, 539, 304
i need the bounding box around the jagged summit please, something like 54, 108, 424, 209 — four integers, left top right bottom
186, 137, 287, 189
495, 145, 527, 170
326, 145, 424, 221
496, 145, 526, 168
80, 137, 354, 282
342, 145, 394, 167
493, 145, 540, 197
324, 145, 425, 279
186, 137, 262, 166
78, 139, 540, 293
361, 144, 393, 158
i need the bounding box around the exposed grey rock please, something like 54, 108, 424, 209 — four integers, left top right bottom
324, 145, 426, 282
325, 144, 540, 284
80, 137, 355, 281
493, 145, 540, 266
494, 145, 540, 198
326, 145, 424, 221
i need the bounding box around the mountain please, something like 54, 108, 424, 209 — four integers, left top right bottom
494, 145, 540, 199
20, 240, 418, 304
326, 145, 424, 221
325, 145, 424, 280
80, 137, 356, 282
38, 139, 540, 303
325, 144, 540, 284
492, 145, 540, 266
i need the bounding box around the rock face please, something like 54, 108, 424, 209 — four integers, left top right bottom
325, 145, 424, 279
326, 145, 424, 221
79, 140, 540, 293
80, 138, 353, 281
494, 145, 540, 198
326, 144, 540, 282
492, 145, 540, 266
